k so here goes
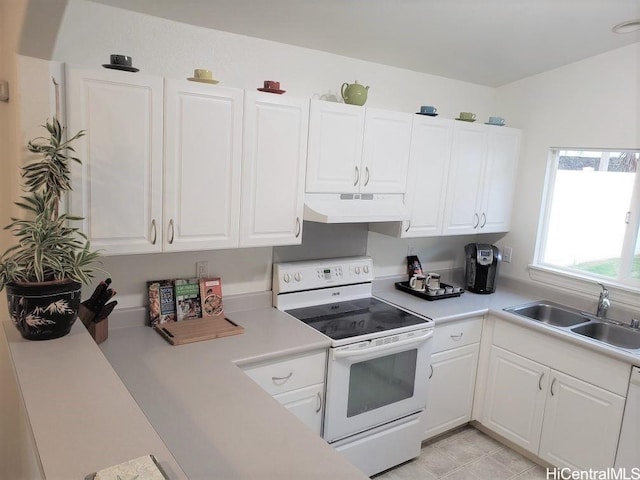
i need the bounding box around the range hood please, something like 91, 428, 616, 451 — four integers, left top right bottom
304, 193, 409, 223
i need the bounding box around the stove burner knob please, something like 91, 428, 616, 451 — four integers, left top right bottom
363, 265, 370, 274
354, 266, 361, 274
283, 273, 291, 283
294, 272, 302, 282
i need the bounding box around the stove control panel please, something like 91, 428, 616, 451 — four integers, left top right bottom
273, 256, 374, 295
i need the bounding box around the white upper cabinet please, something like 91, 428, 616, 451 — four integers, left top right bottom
480, 127, 521, 233
442, 122, 488, 235
442, 122, 521, 235
66, 65, 164, 255
240, 91, 309, 247
306, 100, 365, 193
306, 101, 412, 194
400, 115, 453, 237
164, 79, 243, 251
360, 108, 413, 193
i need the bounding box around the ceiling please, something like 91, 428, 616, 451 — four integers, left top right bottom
90, 0, 640, 87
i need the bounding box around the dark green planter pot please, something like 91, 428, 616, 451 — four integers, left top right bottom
6, 280, 82, 340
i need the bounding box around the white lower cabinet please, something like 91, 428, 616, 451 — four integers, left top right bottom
273, 383, 324, 434
481, 323, 627, 471
423, 317, 482, 440
538, 370, 625, 470
242, 350, 327, 436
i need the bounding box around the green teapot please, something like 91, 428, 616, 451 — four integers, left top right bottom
341, 81, 369, 106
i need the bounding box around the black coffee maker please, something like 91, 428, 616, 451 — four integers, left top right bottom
464, 243, 501, 294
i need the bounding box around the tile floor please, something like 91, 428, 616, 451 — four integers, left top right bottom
373, 426, 548, 480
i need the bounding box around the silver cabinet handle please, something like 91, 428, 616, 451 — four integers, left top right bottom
364, 166, 370, 186
450, 333, 464, 341
168, 219, 175, 244
550, 377, 557, 396
404, 220, 411, 233
295, 217, 301, 238
315, 391, 322, 413
480, 213, 487, 228
271, 372, 293, 385
354, 166, 360, 186
428, 364, 434, 379
150, 219, 157, 245
473, 213, 480, 229
626, 211, 631, 224
538, 372, 544, 391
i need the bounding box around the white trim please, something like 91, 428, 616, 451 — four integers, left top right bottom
528, 264, 640, 310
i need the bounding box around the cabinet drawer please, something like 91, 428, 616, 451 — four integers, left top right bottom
243, 351, 327, 396
433, 317, 483, 353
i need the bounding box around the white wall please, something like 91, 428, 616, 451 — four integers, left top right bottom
495, 43, 640, 285
33, 0, 499, 307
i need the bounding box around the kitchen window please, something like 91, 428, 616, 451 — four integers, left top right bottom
535, 149, 640, 288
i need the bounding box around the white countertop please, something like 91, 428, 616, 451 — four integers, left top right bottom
5, 277, 639, 480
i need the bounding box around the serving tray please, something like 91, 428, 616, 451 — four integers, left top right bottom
395, 281, 464, 301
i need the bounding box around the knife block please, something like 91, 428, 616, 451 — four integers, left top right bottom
78, 303, 108, 344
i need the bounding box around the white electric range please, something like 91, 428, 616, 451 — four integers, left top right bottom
273, 256, 434, 476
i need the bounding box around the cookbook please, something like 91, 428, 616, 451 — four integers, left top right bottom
175, 278, 202, 321
147, 279, 176, 326
199, 277, 224, 318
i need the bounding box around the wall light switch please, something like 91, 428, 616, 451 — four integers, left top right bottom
0, 80, 9, 102
196, 261, 209, 278
502, 246, 513, 263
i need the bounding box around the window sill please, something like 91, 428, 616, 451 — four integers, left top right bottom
528, 264, 640, 311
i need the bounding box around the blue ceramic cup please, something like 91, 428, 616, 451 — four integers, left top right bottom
488, 116, 505, 125
420, 105, 437, 114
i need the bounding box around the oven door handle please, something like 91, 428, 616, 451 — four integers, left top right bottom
333, 330, 433, 359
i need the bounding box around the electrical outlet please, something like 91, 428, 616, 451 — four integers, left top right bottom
407, 244, 415, 256
502, 246, 513, 263
196, 261, 209, 278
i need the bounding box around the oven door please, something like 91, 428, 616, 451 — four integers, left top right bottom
324, 328, 433, 443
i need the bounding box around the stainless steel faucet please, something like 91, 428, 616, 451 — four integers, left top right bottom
596, 283, 610, 319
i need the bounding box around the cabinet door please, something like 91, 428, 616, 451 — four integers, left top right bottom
273, 383, 324, 435
539, 370, 625, 470
479, 127, 521, 233
164, 80, 243, 251
305, 100, 364, 193
403, 116, 453, 237
66, 65, 163, 255
442, 122, 488, 235
424, 343, 479, 440
240, 92, 308, 247
482, 346, 548, 454
361, 108, 413, 193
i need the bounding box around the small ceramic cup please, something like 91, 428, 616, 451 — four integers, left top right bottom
264, 80, 280, 90
420, 105, 437, 114
426, 273, 441, 290
488, 116, 505, 125
460, 112, 476, 120
409, 275, 427, 291
110, 54, 133, 67
194, 69, 214, 81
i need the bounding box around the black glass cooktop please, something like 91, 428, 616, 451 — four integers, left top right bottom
285, 297, 430, 341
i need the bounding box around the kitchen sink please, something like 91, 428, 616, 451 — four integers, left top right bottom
571, 323, 640, 350
505, 300, 640, 353
504, 301, 591, 327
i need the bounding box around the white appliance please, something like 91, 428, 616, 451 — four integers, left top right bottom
273, 256, 434, 476
615, 366, 640, 468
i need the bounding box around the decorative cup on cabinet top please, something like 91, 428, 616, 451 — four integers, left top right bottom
488, 116, 505, 125
419, 105, 437, 114
264, 80, 280, 90
102, 54, 139, 72
459, 112, 476, 121
409, 275, 427, 291
341, 81, 369, 106
187, 69, 220, 84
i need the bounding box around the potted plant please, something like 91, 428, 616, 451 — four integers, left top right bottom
0, 118, 102, 340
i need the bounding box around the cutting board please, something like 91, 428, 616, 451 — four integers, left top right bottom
155, 316, 244, 345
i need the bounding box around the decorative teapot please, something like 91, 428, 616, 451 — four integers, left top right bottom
341, 81, 369, 106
